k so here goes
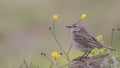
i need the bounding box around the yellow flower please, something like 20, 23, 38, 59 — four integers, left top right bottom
96, 34, 103, 41
81, 14, 87, 20
52, 14, 58, 21
51, 51, 60, 58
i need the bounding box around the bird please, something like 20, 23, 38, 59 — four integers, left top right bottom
66, 24, 115, 59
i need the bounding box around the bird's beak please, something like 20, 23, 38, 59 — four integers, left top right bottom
66, 26, 72, 28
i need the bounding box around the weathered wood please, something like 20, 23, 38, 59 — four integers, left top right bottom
68, 53, 110, 68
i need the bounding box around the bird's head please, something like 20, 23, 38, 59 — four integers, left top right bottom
66, 24, 87, 33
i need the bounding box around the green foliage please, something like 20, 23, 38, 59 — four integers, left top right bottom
96, 34, 103, 41
89, 48, 109, 56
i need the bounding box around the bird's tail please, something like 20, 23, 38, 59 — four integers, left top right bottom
104, 45, 116, 51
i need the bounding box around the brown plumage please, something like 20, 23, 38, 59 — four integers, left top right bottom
66, 24, 115, 58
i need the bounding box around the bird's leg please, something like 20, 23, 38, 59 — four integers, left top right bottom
79, 51, 87, 60
84, 51, 91, 58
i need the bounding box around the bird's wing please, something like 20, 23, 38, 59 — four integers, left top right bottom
74, 33, 103, 48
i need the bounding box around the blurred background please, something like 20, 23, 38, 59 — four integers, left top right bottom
0, 0, 120, 68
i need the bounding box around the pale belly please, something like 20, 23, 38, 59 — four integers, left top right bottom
72, 38, 91, 52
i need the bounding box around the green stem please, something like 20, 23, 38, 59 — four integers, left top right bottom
67, 43, 73, 55
49, 63, 54, 68
60, 64, 68, 68
30, 61, 33, 68
111, 28, 114, 47
109, 28, 115, 68
75, 19, 82, 24
116, 28, 120, 46
50, 29, 70, 61
23, 59, 28, 68
53, 21, 55, 32
53, 58, 59, 68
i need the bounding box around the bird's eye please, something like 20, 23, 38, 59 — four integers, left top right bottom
73, 25, 77, 27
